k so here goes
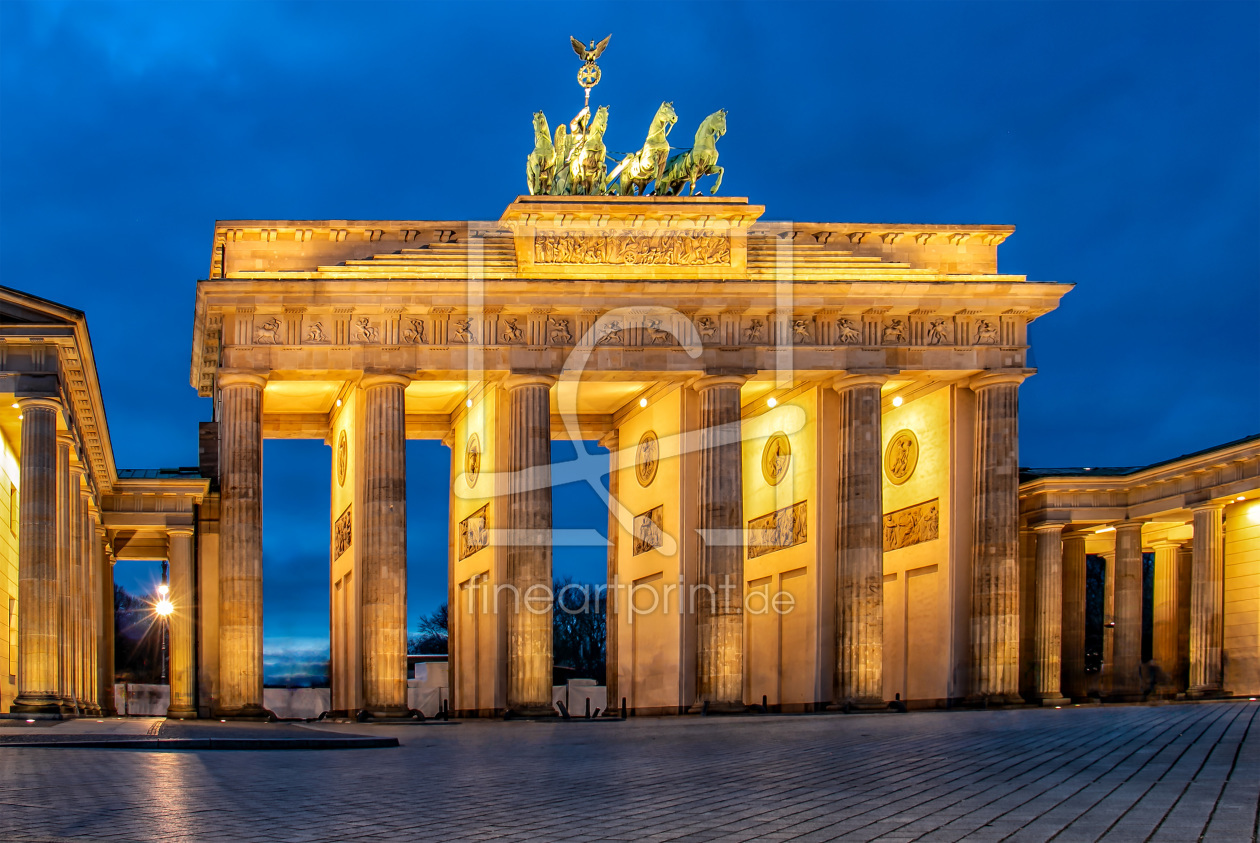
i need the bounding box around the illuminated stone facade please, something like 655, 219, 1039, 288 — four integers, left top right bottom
2, 195, 1256, 721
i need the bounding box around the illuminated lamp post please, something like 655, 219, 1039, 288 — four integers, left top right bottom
155, 561, 172, 684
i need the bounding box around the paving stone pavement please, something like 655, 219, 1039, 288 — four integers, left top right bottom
0, 700, 1256, 842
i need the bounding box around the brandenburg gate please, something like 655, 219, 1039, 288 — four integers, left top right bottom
190, 189, 1067, 717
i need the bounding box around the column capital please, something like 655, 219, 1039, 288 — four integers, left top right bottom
597, 430, 619, 450
1115, 519, 1145, 534
217, 369, 267, 390
832, 373, 889, 392
692, 373, 747, 392
56, 431, 75, 448
166, 526, 195, 539
1149, 538, 1184, 550
17, 396, 61, 413
1189, 500, 1226, 514
94, 524, 108, 540
502, 372, 557, 391
360, 372, 411, 390
1032, 521, 1067, 535
969, 371, 1027, 391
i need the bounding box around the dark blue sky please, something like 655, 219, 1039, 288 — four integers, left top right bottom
3, 2, 1257, 656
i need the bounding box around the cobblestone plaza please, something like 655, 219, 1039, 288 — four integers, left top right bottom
2, 701, 1256, 842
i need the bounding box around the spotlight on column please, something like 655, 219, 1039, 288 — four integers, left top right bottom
767, 397, 777, 408
892, 396, 903, 407
639, 397, 648, 408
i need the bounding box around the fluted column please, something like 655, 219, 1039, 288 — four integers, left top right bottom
79, 485, 96, 713
96, 523, 116, 715
166, 528, 197, 718
1099, 548, 1116, 696
1110, 520, 1144, 700
694, 374, 746, 711
601, 430, 620, 710
1061, 534, 1087, 700
12, 398, 63, 714
1189, 502, 1225, 696
969, 373, 1022, 702
504, 374, 556, 715
55, 434, 72, 709
67, 462, 85, 712
360, 374, 410, 717
216, 370, 267, 717
1151, 540, 1182, 696
1033, 522, 1069, 704
834, 374, 886, 708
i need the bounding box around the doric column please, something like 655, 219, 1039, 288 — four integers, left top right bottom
834, 374, 886, 708
1109, 520, 1144, 700
1151, 539, 1182, 696
96, 522, 116, 715
216, 370, 267, 717
55, 433, 72, 708
504, 374, 556, 715
694, 374, 746, 712
1099, 548, 1116, 695
969, 373, 1023, 702
1060, 534, 1087, 700
79, 484, 96, 713
360, 374, 410, 717
1176, 544, 1193, 692
600, 430, 620, 711
1189, 502, 1225, 696
12, 398, 63, 714
166, 528, 197, 718
67, 462, 85, 711
1033, 522, 1069, 705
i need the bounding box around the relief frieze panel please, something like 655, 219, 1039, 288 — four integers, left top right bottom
534, 230, 731, 267
747, 500, 808, 559
882, 498, 940, 552
632, 505, 664, 556
334, 504, 352, 559
459, 504, 489, 561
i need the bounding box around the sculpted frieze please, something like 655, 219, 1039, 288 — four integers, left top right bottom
748, 500, 807, 559
533, 230, 731, 266
883, 499, 939, 552
459, 504, 489, 560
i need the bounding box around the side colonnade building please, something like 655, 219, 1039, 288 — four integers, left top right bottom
1, 196, 1256, 720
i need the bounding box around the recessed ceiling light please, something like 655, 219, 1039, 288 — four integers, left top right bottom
466, 398, 473, 408
335, 398, 342, 407
9, 403, 17, 409
767, 397, 777, 408
639, 397, 648, 408
892, 396, 903, 407
1237, 496, 1246, 502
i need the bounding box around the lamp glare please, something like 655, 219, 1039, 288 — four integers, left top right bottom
767, 397, 777, 408
639, 397, 648, 408
892, 396, 903, 407
155, 598, 174, 617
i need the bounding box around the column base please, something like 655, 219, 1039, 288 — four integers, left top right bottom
0, 710, 63, 721
166, 706, 199, 720
9, 697, 65, 717
1039, 696, 1071, 707
212, 704, 275, 722
1187, 685, 1224, 699
357, 706, 422, 722
1103, 693, 1146, 704
962, 693, 1027, 708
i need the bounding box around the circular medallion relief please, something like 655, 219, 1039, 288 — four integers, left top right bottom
761, 432, 792, 486
336, 430, 348, 487
884, 429, 919, 486
465, 433, 481, 488
635, 431, 659, 487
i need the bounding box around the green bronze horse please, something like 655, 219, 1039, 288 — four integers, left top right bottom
569, 105, 609, 196
657, 109, 727, 196
525, 111, 556, 196
612, 101, 677, 196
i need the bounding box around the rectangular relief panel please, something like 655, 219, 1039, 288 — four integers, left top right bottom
883, 499, 940, 553
748, 501, 808, 560
632, 505, 664, 556
333, 504, 352, 559
458, 504, 489, 561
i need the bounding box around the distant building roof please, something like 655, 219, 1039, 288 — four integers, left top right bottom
1021, 432, 1260, 483
115, 467, 204, 480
